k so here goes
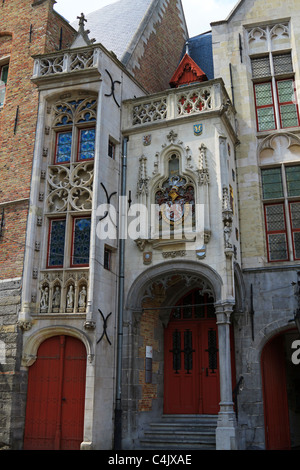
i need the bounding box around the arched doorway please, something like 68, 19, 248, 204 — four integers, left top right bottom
164, 289, 220, 415
261, 329, 300, 450
23, 335, 87, 450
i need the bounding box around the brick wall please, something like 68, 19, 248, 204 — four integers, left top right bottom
131, 0, 187, 93
0, 0, 75, 281
0, 0, 75, 449
138, 300, 161, 412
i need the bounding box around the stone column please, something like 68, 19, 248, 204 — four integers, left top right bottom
215, 302, 238, 450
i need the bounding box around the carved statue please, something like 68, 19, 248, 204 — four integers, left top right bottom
52, 286, 61, 309
67, 285, 74, 309
224, 221, 232, 248
40, 286, 49, 311
78, 286, 87, 309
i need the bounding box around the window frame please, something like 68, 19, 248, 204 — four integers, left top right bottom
70, 215, 91, 268
0, 62, 9, 107
261, 164, 300, 262
77, 126, 96, 162
254, 81, 277, 132
251, 52, 300, 132
263, 202, 289, 262
46, 217, 67, 269
275, 78, 300, 129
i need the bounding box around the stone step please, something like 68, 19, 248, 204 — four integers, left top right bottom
139, 415, 217, 451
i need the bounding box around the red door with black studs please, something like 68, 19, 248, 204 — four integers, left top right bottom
24, 335, 87, 450
164, 289, 221, 415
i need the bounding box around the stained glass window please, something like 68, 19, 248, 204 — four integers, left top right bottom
78, 128, 95, 161
71, 217, 91, 266
48, 219, 66, 267
55, 131, 72, 163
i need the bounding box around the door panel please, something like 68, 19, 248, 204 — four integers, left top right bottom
261, 335, 291, 450
24, 335, 86, 450
164, 320, 220, 414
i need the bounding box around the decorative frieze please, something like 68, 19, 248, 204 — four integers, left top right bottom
39, 270, 89, 314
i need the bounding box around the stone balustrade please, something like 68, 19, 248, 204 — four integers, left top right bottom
122, 78, 235, 130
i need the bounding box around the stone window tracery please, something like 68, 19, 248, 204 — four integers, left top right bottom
36, 94, 97, 314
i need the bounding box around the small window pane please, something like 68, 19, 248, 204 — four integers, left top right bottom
251, 57, 271, 78
108, 141, 115, 159
72, 217, 91, 265
293, 232, 300, 259
55, 132, 72, 163
257, 107, 276, 131
261, 168, 283, 199
78, 128, 95, 160
265, 204, 286, 232
104, 247, 112, 270
268, 233, 288, 260
0, 64, 8, 106
48, 219, 66, 267
290, 202, 300, 229
255, 82, 273, 106
277, 79, 295, 103
280, 104, 299, 128
273, 53, 293, 75
1, 64, 9, 84
286, 167, 300, 197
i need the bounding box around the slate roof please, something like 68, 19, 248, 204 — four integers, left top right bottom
72, 0, 154, 63
185, 31, 214, 80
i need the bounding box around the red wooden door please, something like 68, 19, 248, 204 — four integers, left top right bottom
24, 335, 87, 450
261, 334, 291, 450
164, 319, 220, 414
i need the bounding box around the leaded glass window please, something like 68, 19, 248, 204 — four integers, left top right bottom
251, 53, 299, 131
45, 95, 96, 272
273, 54, 293, 75
47, 219, 66, 267
254, 83, 276, 131
262, 165, 300, 262
286, 166, 300, 197
78, 128, 95, 161
265, 203, 288, 260
55, 131, 72, 163
71, 217, 91, 266
290, 202, 300, 259
251, 56, 271, 79
261, 168, 283, 199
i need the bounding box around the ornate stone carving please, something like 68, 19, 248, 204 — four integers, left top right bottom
136, 155, 149, 196
39, 270, 89, 314
177, 87, 212, 116
197, 143, 209, 184
133, 97, 167, 126
162, 250, 186, 259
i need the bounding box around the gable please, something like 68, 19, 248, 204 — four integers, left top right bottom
169, 52, 207, 88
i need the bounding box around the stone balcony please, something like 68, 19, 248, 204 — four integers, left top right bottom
31, 45, 102, 83
122, 78, 236, 133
